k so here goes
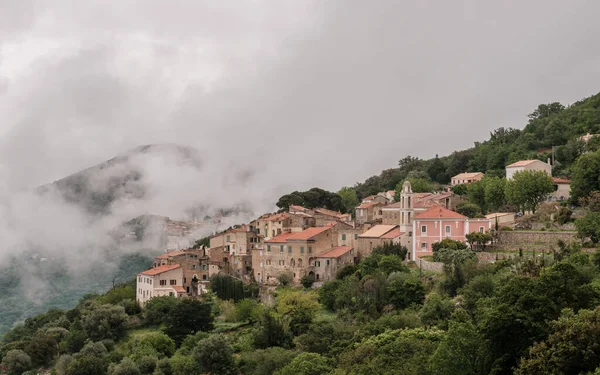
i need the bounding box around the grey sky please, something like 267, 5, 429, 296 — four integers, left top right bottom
1, 0, 599, 194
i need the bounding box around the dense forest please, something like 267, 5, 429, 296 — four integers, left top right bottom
4, 242, 600, 374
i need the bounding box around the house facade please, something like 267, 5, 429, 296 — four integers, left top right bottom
356, 225, 402, 256
451, 172, 484, 186
412, 206, 491, 260
153, 248, 210, 293
136, 264, 184, 306
552, 177, 571, 201
355, 202, 384, 224
506, 159, 552, 180
309, 246, 356, 283
252, 223, 341, 284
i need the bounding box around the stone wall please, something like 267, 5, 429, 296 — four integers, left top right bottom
417, 258, 444, 272
497, 231, 578, 246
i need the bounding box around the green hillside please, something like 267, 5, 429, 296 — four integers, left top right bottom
352, 93, 600, 198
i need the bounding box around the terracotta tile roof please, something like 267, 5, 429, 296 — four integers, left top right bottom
413, 199, 440, 209
506, 159, 544, 168
452, 172, 484, 180
139, 264, 181, 276
553, 177, 570, 184
156, 250, 187, 259
414, 206, 467, 219
172, 285, 186, 293
265, 232, 297, 243
265, 212, 289, 221
287, 224, 334, 241
362, 195, 378, 201
383, 202, 402, 209
359, 225, 398, 238
357, 202, 380, 209
380, 227, 403, 239
316, 246, 353, 258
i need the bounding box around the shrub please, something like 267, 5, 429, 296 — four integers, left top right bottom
1, 349, 32, 375
193, 334, 237, 375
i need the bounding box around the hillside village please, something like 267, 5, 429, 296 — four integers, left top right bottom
135, 157, 573, 304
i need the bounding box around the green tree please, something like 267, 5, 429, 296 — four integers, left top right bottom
143, 296, 178, 326
235, 299, 260, 323
163, 299, 214, 345
275, 352, 333, 375
65, 355, 108, 375
516, 307, 600, 375
253, 309, 292, 349
575, 211, 600, 244
129, 332, 175, 359
24, 331, 57, 366
275, 289, 320, 335
451, 184, 468, 196
571, 151, 600, 203
372, 242, 408, 259
505, 170, 553, 213
81, 304, 128, 341
465, 232, 493, 251
455, 202, 482, 218
387, 276, 425, 310
239, 347, 297, 375
467, 180, 486, 210
429, 313, 487, 375
338, 187, 359, 214
527, 102, 565, 120
428, 155, 449, 184
107, 358, 140, 375
484, 177, 507, 211
2, 349, 32, 375
193, 334, 237, 375
419, 293, 455, 329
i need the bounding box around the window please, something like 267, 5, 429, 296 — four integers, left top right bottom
183, 278, 186, 284
260, 261, 263, 268
226, 235, 230, 242
315, 261, 321, 267
280, 245, 284, 253
326, 259, 330, 265
278, 260, 285, 266
138, 277, 141, 282
300, 246, 305, 254
308, 247, 312, 254
160, 280, 167, 286
421, 225, 427, 234
170, 279, 177, 285
266, 260, 271, 265
445, 225, 451, 235
169, 292, 174, 296
354, 234, 358, 240
288, 246, 292, 253
421, 242, 427, 251
479, 227, 484, 233
342, 233, 346, 240
267, 245, 271, 252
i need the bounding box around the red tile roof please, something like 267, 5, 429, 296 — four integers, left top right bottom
156, 250, 187, 259
139, 264, 181, 276
380, 227, 403, 239
287, 224, 334, 241
383, 202, 403, 209
264, 232, 297, 243
506, 159, 544, 168
415, 206, 467, 219
316, 246, 353, 258
357, 202, 380, 209
314, 208, 343, 218
362, 195, 378, 201
172, 285, 186, 293
290, 205, 309, 212
265, 212, 289, 221
553, 177, 570, 184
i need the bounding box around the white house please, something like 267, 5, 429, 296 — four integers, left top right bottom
505, 159, 552, 180
136, 264, 185, 306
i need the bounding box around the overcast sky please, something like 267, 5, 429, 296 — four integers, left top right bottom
1, 0, 600, 193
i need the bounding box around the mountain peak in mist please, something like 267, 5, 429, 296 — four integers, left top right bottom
37, 144, 204, 216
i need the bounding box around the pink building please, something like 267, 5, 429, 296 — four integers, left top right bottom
411, 206, 491, 260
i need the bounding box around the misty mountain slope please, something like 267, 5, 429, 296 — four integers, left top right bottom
36, 144, 204, 216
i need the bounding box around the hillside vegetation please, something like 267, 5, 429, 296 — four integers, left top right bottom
5, 243, 600, 374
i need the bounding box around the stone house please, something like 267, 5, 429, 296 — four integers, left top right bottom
551, 177, 571, 201
355, 202, 385, 224
506, 159, 552, 180
136, 264, 184, 307
362, 195, 389, 204
309, 246, 356, 283
412, 206, 491, 260
252, 223, 341, 284
451, 172, 484, 186
485, 212, 515, 227
153, 249, 210, 293
356, 225, 402, 256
